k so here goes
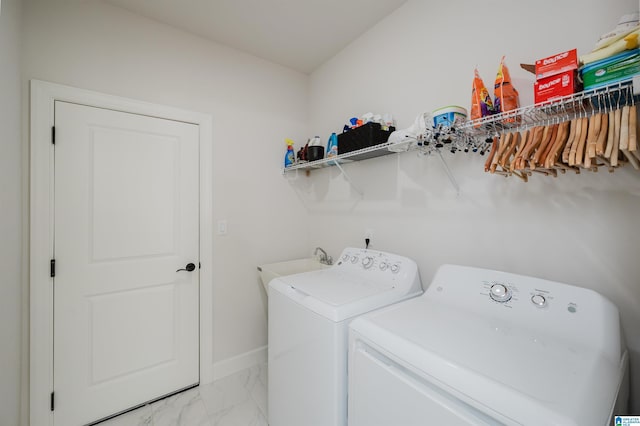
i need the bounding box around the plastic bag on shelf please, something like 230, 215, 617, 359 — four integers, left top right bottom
471, 68, 494, 122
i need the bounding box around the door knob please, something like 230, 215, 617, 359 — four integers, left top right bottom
176, 263, 196, 272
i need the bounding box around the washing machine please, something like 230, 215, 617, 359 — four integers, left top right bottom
348, 264, 629, 426
268, 247, 423, 426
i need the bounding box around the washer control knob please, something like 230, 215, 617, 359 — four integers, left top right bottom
351, 256, 359, 264
342, 254, 350, 261
362, 257, 374, 269
390, 264, 400, 274
531, 294, 546, 307
379, 262, 388, 271
490, 284, 511, 302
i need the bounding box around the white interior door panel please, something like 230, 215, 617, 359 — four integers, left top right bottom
53, 101, 200, 425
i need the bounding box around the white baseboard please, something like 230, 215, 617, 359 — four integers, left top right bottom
209, 345, 268, 383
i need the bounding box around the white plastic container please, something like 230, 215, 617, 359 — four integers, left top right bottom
432, 106, 467, 128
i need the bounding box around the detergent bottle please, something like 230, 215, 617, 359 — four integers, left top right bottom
326, 133, 338, 158
284, 138, 295, 167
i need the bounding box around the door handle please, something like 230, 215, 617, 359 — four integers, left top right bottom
176, 263, 196, 272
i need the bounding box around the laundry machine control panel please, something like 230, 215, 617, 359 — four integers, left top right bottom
482, 278, 556, 310
333, 247, 422, 293
425, 265, 613, 322
337, 248, 405, 275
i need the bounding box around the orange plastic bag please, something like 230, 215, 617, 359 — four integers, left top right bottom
471, 68, 494, 122
493, 56, 520, 117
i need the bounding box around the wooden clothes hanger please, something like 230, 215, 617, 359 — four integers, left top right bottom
575, 116, 589, 167
490, 132, 508, 173
619, 105, 640, 169
612, 107, 621, 167
630, 103, 639, 160
546, 120, 570, 169
584, 112, 601, 169
502, 130, 523, 170
516, 126, 542, 170
534, 123, 558, 168
595, 113, 608, 157
562, 118, 578, 164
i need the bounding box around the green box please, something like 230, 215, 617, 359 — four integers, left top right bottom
581, 49, 640, 90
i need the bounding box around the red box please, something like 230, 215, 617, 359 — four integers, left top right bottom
534, 70, 578, 104
533, 48, 580, 104
535, 49, 578, 79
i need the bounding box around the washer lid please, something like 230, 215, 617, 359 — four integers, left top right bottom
291, 269, 394, 304
350, 296, 625, 425
270, 268, 420, 322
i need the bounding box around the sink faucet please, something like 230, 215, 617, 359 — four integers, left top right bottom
314, 247, 333, 265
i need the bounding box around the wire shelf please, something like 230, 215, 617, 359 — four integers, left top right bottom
461, 78, 637, 137
282, 141, 396, 172
282, 77, 640, 188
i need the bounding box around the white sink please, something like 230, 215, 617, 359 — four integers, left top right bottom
258, 258, 330, 293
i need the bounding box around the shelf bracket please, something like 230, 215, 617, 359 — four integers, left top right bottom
282, 167, 299, 180
332, 160, 364, 197
436, 151, 460, 195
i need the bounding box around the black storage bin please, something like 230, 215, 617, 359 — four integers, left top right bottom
337, 122, 395, 160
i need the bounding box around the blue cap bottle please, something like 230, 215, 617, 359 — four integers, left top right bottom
326, 133, 338, 158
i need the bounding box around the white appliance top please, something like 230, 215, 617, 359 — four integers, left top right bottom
350, 264, 627, 425
269, 248, 423, 322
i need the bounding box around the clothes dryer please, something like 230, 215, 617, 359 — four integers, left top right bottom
349, 264, 629, 426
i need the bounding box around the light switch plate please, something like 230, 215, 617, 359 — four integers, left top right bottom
217, 220, 228, 235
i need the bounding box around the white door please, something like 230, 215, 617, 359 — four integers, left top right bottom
53, 101, 200, 425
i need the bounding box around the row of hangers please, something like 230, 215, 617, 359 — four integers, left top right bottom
482, 84, 639, 181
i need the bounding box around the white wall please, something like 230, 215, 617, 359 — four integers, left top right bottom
22, 0, 310, 387
17, 0, 640, 421
0, 0, 23, 424
307, 0, 640, 412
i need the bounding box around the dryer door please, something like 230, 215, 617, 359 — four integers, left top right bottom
348, 337, 515, 426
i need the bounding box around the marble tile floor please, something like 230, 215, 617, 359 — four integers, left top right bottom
100, 363, 268, 426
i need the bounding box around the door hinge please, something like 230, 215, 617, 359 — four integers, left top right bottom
51, 126, 55, 145
50, 259, 55, 278
50, 391, 55, 411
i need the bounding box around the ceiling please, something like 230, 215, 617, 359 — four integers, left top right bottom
105, 0, 408, 74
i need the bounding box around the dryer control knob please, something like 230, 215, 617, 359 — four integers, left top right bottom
362, 257, 374, 269
490, 284, 511, 302
379, 262, 388, 271
351, 256, 359, 264
342, 254, 350, 261
531, 294, 546, 307
390, 264, 400, 274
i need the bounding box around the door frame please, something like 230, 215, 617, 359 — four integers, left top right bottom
29, 80, 214, 426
